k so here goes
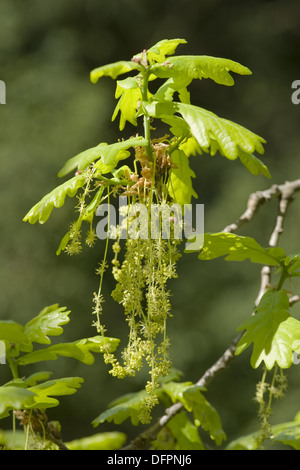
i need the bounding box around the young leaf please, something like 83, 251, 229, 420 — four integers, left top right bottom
146, 38, 187, 64
24, 304, 71, 345
154, 76, 191, 103
112, 81, 142, 130
150, 55, 252, 86
90, 61, 141, 84
28, 377, 84, 409
168, 149, 198, 205
92, 390, 147, 427
162, 382, 226, 445
17, 336, 120, 366
235, 289, 300, 369
238, 148, 271, 178
66, 432, 127, 451
0, 321, 28, 344
226, 432, 260, 450
146, 101, 266, 162
93, 136, 148, 174
194, 232, 286, 266
23, 174, 87, 224
24, 371, 53, 387
272, 412, 300, 450
0, 386, 36, 418
166, 411, 205, 450
58, 142, 109, 177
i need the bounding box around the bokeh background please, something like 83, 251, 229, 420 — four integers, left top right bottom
1, 0, 300, 448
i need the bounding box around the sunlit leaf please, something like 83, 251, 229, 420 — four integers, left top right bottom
0, 321, 28, 344
146, 38, 187, 64
28, 377, 84, 409
167, 411, 205, 450
0, 386, 36, 418
150, 55, 251, 86
112, 83, 142, 130
238, 148, 271, 178
23, 174, 87, 224
168, 149, 198, 205
93, 136, 148, 173
90, 61, 141, 83
272, 412, 300, 450
146, 101, 266, 162
66, 432, 127, 450
58, 142, 108, 177
235, 289, 300, 369
24, 371, 53, 387
162, 382, 226, 445
92, 390, 147, 427
195, 232, 286, 266
24, 304, 70, 345
17, 336, 119, 366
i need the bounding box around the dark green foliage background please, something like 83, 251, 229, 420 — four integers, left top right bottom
1, 0, 300, 446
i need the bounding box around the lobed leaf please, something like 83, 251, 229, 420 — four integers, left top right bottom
24, 304, 70, 345
146, 101, 266, 161
168, 149, 198, 205
195, 232, 286, 266
92, 390, 147, 427
235, 289, 300, 369
17, 336, 119, 366
272, 412, 300, 450
162, 381, 226, 445
90, 61, 141, 84
146, 38, 187, 64
23, 174, 87, 224
27, 377, 84, 409
166, 411, 205, 450
153, 75, 192, 106
112, 83, 142, 130
150, 55, 252, 86
93, 136, 148, 173
238, 148, 271, 178
66, 432, 127, 451
58, 142, 108, 177
0, 321, 28, 344
0, 386, 36, 418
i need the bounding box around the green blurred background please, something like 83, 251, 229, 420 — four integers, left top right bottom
1, 0, 300, 447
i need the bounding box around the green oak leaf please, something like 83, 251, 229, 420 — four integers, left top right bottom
93, 136, 148, 173
112, 83, 142, 130
154, 76, 192, 103
24, 304, 70, 345
23, 174, 87, 224
168, 149, 198, 205
146, 38, 187, 64
90, 61, 141, 83
146, 101, 266, 162
0, 386, 36, 418
235, 289, 300, 369
162, 381, 226, 445
195, 232, 286, 266
150, 55, 252, 86
58, 142, 109, 177
27, 377, 84, 409
17, 336, 119, 366
66, 432, 127, 451
92, 390, 147, 427
24, 371, 53, 387
166, 411, 205, 450
238, 148, 271, 178
0, 321, 28, 344
272, 412, 300, 450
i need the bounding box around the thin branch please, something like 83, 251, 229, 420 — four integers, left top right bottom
222, 180, 300, 235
